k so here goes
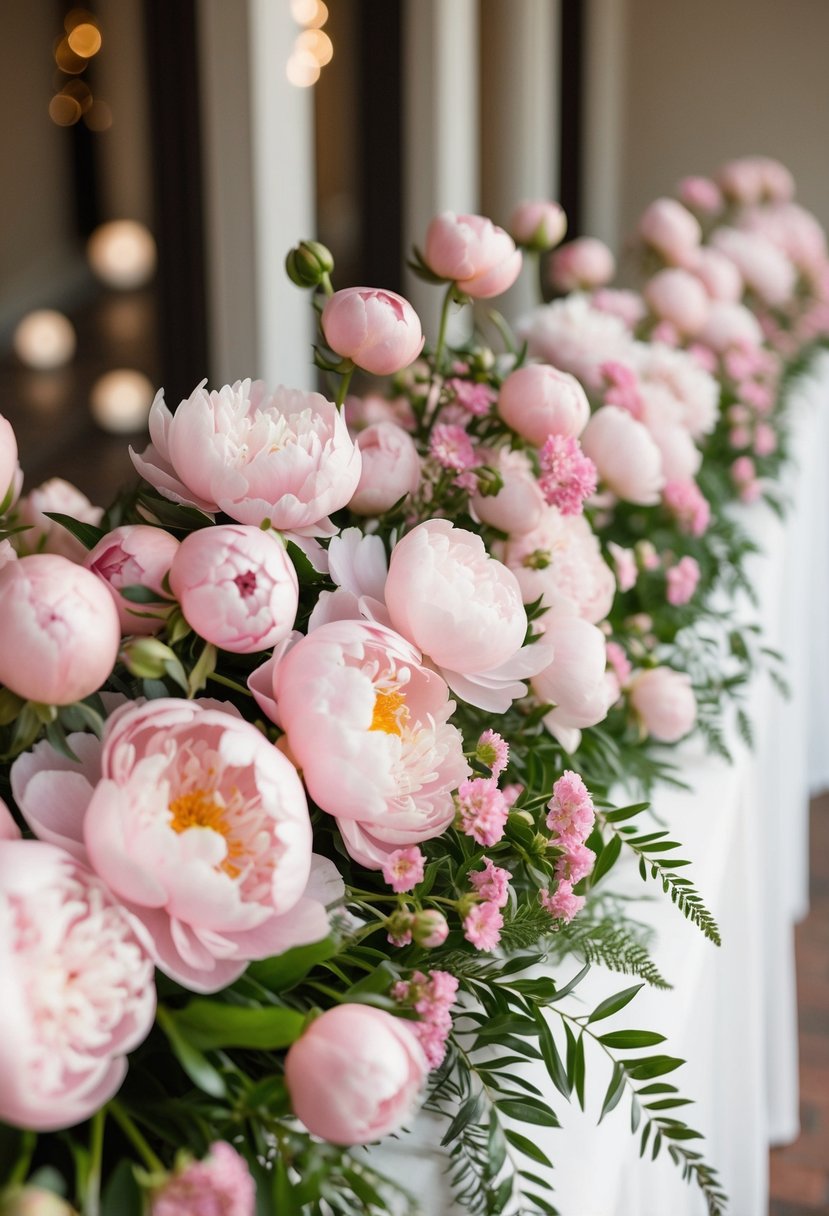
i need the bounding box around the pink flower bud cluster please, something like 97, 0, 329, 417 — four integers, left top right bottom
666, 555, 701, 606
151, 1141, 256, 1216
541, 770, 596, 924
456, 777, 510, 847
662, 479, 711, 536
537, 434, 597, 516
392, 970, 459, 1068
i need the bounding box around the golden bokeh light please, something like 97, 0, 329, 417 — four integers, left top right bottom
54, 36, 87, 74
290, 0, 319, 24
67, 22, 102, 58
297, 28, 333, 66
62, 79, 93, 113
286, 48, 321, 88
49, 92, 82, 126
85, 99, 112, 131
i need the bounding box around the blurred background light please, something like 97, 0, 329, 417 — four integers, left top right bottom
286, 49, 321, 88
13, 310, 77, 370
87, 220, 157, 289
67, 21, 101, 59
90, 368, 153, 432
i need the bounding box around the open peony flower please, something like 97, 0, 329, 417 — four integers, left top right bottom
131, 379, 361, 537
284, 1003, 427, 1145
633, 341, 720, 438
710, 227, 797, 308
0, 838, 156, 1130
85, 524, 179, 636
274, 619, 470, 867
12, 700, 329, 992
169, 524, 299, 653
549, 237, 616, 292
501, 506, 616, 625
0, 554, 121, 705
424, 212, 522, 298
518, 294, 634, 392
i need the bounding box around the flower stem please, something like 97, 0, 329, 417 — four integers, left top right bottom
207, 671, 254, 698
108, 1101, 164, 1175
335, 363, 355, 409
320, 272, 334, 298
82, 1108, 106, 1216
433, 282, 457, 373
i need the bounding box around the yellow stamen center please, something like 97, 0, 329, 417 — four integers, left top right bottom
370, 689, 408, 735
168, 789, 244, 878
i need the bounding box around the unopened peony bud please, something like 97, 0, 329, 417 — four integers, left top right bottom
509, 200, 568, 251
285, 239, 334, 288
0, 1190, 76, 1216
121, 636, 178, 680
412, 909, 450, 948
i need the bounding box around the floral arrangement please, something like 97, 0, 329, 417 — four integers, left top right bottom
0, 155, 827, 1216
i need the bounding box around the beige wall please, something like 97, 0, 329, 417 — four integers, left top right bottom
601, 0, 829, 250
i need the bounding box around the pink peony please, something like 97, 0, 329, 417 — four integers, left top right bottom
321, 287, 424, 376
697, 301, 764, 353
549, 237, 615, 292
691, 247, 743, 302
0, 554, 120, 705
633, 342, 720, 439
754, 422, 777, 457
644, 268, 710, 335
0, 413, 19, 504
470, 447, 546, 536
16, 478, 103, 564
497, 363, 590, 444
581, 406, 664, 505
0, 839, 155, 1130
531, 616, 610, 751
676, 175, 723, 215
710, 228, 796, 307
0, 797, 21, 840
666, 555, 701, 606
502, 506, 616, 624
591, 288, 648, 330
284, 1004, 427, 1144
169, 524, 298, 654
424, 212, 522, 298
349, 422, 421, 515
519, 295, 634, 393
131, 379, 361, 536
629, 667, 697, 742
85, 524, 179, 636
274, 620, 469, 868
151, 1142, 255, 1216
509, 199, 567, 251
638, 198, 701, 266
463, 900, 504, 951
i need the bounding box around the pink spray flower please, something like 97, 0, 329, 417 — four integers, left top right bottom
463, 900, 504, 951
393, 970, 458, 1068
549, 237, 616, 292
321, 287, 424, 376
151, 1142, 255, 1216
349, 422, 421, 515
555, 840, 596, 885
666, 555, 701, 607
476, 729, 509, 778
16, 478, 103, 564
629, 667, 697, 743
546, 770, 595, 843
429, 423, 477, 472
446, 377, 498, 417
456, 778, 509, 847
0, 554, 120, 705
498, 362, 590, 445
424, 212, 522, 298
274, 620, 469, 868
411, 909, 450, 949
284, 1004, 427, 1144
382, 846, 426, 893
468, 856, 512, 907
85, 524, 179, 636
537, 434, 597, 515
663, 479, 711, 537
131, 379, 361, 536
0, 839, 155, 1131
169, 524, 299, 654
606, 640, 632, 689
540, 880, 585, 924
607, 542, 637, 593
509, 199, 567, 251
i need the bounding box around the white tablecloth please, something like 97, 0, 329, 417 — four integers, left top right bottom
372, 352, 829, 1216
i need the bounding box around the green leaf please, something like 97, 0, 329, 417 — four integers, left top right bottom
587, 983, 644, 1024
598, 1030, 667, 1049
603, 802, 650, 823
101, 1161, 143, 1216
488, 1111, 507, 1177
250, 936, 338, 991
440, 1093, 482, 1144
589, 833, 622, 885
495, 1097, 560, 1127
344, 960, 398, 998
504, 1128, 553, 1167
156, 1007, 227, 1097
623, 1055, 684, 1080
598, 1061, 626, 1123
119, 583, 171, 604
170, 1000, 306, 1050
43, 512, 106, 550
550, 962, 591, 1002
532, 1008, 571, 1098
573, 1033, 586, 1111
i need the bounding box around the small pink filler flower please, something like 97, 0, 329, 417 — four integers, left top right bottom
151, 1141, 256, 1216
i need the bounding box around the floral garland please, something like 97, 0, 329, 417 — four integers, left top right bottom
0, 155, 826, 1216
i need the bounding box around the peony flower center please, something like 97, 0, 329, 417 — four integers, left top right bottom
168, 788, 246, 878
370, 689, 409, 735
234, 569, 257, 598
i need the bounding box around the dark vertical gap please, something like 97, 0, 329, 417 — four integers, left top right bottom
559, 0, 584, 237
357, 0, 403, 292
144, 0, 209, 403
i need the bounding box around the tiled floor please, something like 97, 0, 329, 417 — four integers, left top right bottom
769, 794, 829, 1216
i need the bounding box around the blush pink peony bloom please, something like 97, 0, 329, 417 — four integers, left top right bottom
0, 554, 120, 705
532, 616, 610, 752
501, 506, 616, 624
274, 620, 469, 868
0, 839, 156, 1130
85, 524, 179, 635
349, 422, 421, 515
633, 342, 720, 439
424, 212, 522, 298
0, 797, 20, 841
470, 447, 546, 536
676, 175, 723, 216
284, 1003, 427, 1144
0, 413, 19, 504
16, 478, 103, 564
519, 295, 634, 393
710, 228, 796, 308
691, 247, 743, 302
697, 301, 764, 353
629, 667, 697, 742
666, 555, 701, 606
591, 288, 648, 330
644, 268, 710, 335
169, 524, 299, 654
151, 1142, 255, 1216
717, 156, 794, 206
497, 363, 590, 444
509, 199, 567, 250
131, 379, 361, 536
638, 198, 701, 266
581, 406, 665, 505
549, 237, 616, 292
321, 287, 424, 375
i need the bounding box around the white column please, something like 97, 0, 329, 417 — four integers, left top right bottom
479, 0, 560, 323
247, 0, 316, 389
582, 0, 628, 250
403, 0, 479, 342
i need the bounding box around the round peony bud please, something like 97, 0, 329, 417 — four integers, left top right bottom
629, 667, 697, 743
470, 447, 545, 536
532, 615, 610, 750
349, 422, 421, 515
0, 555, 120, 704
285, 239, 334, 288
321, 287, 424, 376
697, 301, 764, 353
644, 268, 710, 335
16, 478, 103, 564
498, 363, 590, 445
580, 406, 665, 505
284, 1004, 427, 1144
0, 1189, 77, 1216
150, 1141, 256, 1216
0, 413, 19, 506
509, 200, 567, 251
0, 839, 156, 1130
412, 909, 450, 948
676, 175, 723, 216
424, 212, 522, 299
549, 237, 616, 292
85, 524, 179, 635
638, 198, 702, 266
691, 247, 743, 302
169, 524, 299, 653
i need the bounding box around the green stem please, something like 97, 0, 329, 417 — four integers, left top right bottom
83, 1108, 105, 1216
7, 1131, 36, 1187
320, 272, 335, 298
433, 282, 457, 373
207, 671, 254, 698
335, 363, 355, 409
108, 1101, 164, 1175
